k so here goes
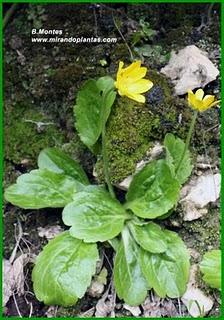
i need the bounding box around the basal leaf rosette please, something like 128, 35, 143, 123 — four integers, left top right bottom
63, 186, 129, 242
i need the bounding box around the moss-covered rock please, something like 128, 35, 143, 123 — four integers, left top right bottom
4, 103, 66, 185
180, 207, 220, 257
95, 70, 220, 184
95, 96, 154, 184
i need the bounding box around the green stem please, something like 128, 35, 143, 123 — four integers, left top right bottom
176, 110, 198, 175
112, 13, 134, 61
101, 88, 116, 199
102, 123, 116, 198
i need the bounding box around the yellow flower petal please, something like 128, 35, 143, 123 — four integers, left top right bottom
196, 102, 207, 111
195, 89, 204, 100
208, 100, 221, 108
116, 61, 124, 81
187, 88, 220, 112
188, 90, 196, 107
203, 95, 214, 101
118, 89, 124, 96
118, 61, 124, 70
127, 79, 153, 94
115, 61, 153, 103
126, 93, 146, 103
124, 67, 147, 82
202, 95, 215, 108
117, 61, 124, 74
122, 61, 141, 75
188, 91, 203, 110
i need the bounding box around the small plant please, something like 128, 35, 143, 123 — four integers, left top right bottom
132, 18, 157, 46
134, 44, 170, 65
4, 61, 220, 307
200, 249, 221, 290
131, 19, 169, 66
26, 4, 47, 29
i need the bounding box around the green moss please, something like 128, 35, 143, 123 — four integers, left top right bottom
4, 103, 66, 184
167, 206, 220, 301
95, 70, 188, 184
95, 70, 220, 184
56, 306, 80, 318
180, 207, 220, 259
95, 96, 154, 184
56, 297, 97, 317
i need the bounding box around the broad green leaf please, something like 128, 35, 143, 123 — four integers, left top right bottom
128, 221, 167, 253
108, 237, 120, 252
114, 227, 148, 306
164, 133, 193, 185
96, 76, 115, 92
38, 148, 89, 184
32, 231, 99, 306
4, 169, 83, 209
200, 250, 221, 290
140, 229, 190, 298
74, 77, 116, 148
126, 160, 180, 219
96, 76, 116, 122
63, 186, 127, 242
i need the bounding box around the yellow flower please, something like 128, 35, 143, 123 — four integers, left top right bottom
114, 61, 153, 103
188, 88, 221, 112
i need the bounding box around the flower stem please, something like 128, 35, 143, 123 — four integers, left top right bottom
101, 88, 116, 199
176, 110, 198, 176
101, 123, 116, 199
112, 13, 134, 61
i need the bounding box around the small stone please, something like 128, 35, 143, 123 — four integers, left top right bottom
188, 248, 200, 261
95, 289, 114, 317
161, 45, 219, 95
46, 306, 58, 318
88, 267, 108, 298
20, 158, 30, 165
78, 307, 95, 317
170, 219, 181, 227
181, 265, 214, 317
88, 281, 104, 298
38, 225, 63, 240
117, 175, 133, 191
146, 142, 164, 161
9, 35, 22, 50
123, 304, 141, 316
180, 173, 221, 221
196, 155, 219, 171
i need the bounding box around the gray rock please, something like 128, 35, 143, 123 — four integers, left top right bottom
181, 265, 214, 318
161, 45, 219, 95
180, 172, 221, 221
